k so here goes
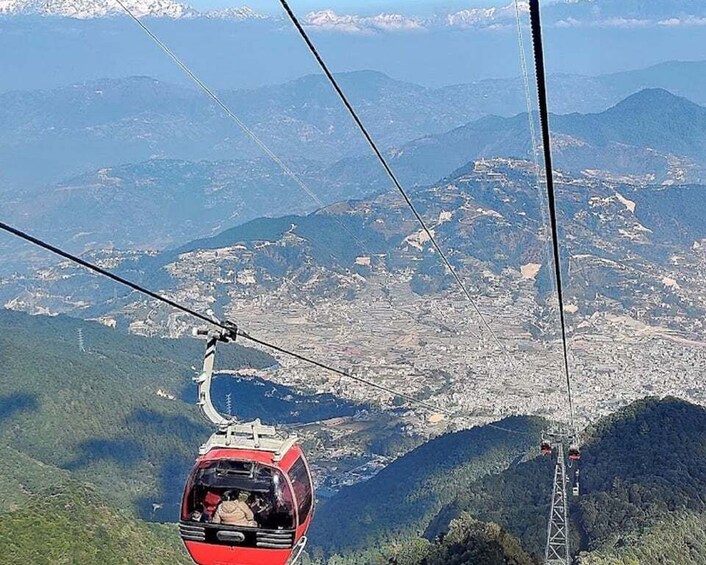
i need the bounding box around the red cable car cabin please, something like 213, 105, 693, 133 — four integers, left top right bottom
180, 423, 314, 565
568, 444, 581, 461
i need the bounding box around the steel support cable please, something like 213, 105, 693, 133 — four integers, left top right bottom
112, 0, 371, 257
0, 220, 452, 416
528, 0, 576, 433
277, 0, 514, 369
237, 332, 452, 415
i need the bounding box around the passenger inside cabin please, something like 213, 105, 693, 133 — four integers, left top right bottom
190, 503, 204, 522
212, 490, 258, 527
202, 489, 221, 521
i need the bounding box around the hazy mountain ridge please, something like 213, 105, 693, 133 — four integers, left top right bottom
8, 158, 706, 362
8, 158, 334, 254
368, 88, 706, 188
5, 61, 706, 186
0, 71, 501, 186
4, 85, 706, 269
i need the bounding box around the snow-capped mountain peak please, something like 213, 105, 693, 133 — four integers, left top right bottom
445, 2, 527, 28
205, 6, 266, 20
303, 10, 424, 33
0, 0, 267, 19
299, 3, 528, 33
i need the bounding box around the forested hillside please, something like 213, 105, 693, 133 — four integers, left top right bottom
311, 398, 706, 564
576, 397, 706, 563
399, 514, 539, 565
0, 441, 189, 563
0, 485, 189, 564
578, 511, 706, 564
0, 309, 274, 520
431, 398, 706, 562
310, 416, 544, 557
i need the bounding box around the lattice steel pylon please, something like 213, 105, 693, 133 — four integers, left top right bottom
545, 443, 570, 565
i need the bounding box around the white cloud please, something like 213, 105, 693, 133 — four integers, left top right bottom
554, 17, 581, 28
658, 16, 706, 27
600, 17, 653, 28
555, 16, 653, 29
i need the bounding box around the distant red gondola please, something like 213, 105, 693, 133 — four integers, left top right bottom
541, 439, 552, 455
568, 444, 581, 461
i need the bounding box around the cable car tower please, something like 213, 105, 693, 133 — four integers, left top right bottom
541, 429, 580, 565
545, 442, 570, 565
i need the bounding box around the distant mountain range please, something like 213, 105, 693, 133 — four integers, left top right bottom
365, 87, 706, 188
0, 71, 504, 185
4, 61, 706, 187
2, 10, 706, 94
0, 0, 239, 19
5, 86, 706, 265
3, 0, 706, 30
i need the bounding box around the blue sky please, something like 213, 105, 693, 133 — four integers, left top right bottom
190, 0, 513, 15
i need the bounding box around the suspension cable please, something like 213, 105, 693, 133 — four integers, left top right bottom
514, 0, 542, 178
277, 0, 514, 369
0, 220, 452, 416
112, 0, 370, 257
514, 0, 553, 252
238, 332, 451, 415
528, 0, 576, 433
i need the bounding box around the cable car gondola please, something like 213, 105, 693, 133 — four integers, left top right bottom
540, 438, 552, 456
568, 443, 581, 462
180, 329, 314, 565
572, 469, 580, 497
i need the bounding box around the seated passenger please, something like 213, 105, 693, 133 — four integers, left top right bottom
251, 493, 277, 528
212, 490, 258, 527
202, 490, 221, 520
190, 504, 204, 522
